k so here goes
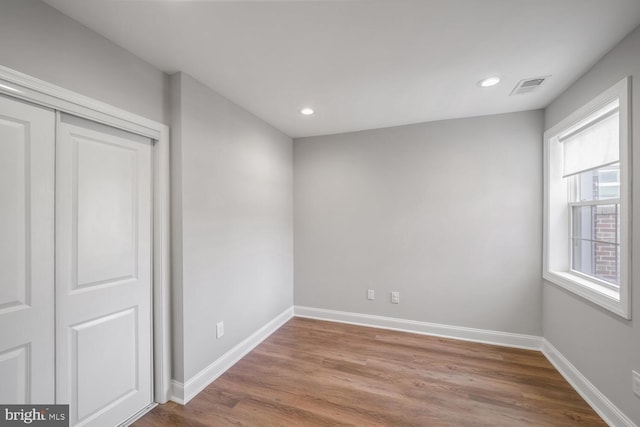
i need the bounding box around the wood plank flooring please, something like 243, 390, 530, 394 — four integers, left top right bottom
135, 318, 605, 426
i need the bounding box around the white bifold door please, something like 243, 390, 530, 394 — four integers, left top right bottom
56, 114, 153, 426
0, 93, 153, 427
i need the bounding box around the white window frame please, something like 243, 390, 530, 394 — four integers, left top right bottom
543, 77, 632, 319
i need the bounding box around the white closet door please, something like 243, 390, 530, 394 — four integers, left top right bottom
56, 114, 153, 426
0, 95, 55, 404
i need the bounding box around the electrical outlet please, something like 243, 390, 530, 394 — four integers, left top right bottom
367, 289, 375, 300
391, 291, 400, 304
216, 321, 224, 339
633, 370, 640, 398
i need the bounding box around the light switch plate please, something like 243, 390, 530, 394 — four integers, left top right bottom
633, 370, 640, 398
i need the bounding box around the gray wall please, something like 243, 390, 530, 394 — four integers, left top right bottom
544, 25, 640, 424
294, 111, 544, 336
0, 0, 168, 124
171, 72, 293, 382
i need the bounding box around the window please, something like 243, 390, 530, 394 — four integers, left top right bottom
570, 163, 620, 287
543, 77, 631, 319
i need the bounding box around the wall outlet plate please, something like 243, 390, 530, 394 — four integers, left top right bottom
391, 292, 399, 304
216, 321, 224, 339
633, 370, 640, 398
367, 289, 375, 300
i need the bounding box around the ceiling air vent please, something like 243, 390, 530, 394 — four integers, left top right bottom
510, 76, 550, 96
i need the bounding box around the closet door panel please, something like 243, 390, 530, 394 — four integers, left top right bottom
0, 95, 55, 404
56, 114, 153, 427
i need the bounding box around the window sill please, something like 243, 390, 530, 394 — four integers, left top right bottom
543, 270, 630, 319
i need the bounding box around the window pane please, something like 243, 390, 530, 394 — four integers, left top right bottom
571, 204, 620, 286
572, 240, 619, 286
572, 204, 619, 243
574, 163, 620, 201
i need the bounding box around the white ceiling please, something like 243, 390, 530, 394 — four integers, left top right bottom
44, 0, 640, 138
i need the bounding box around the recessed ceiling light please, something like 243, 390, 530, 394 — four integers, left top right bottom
478, 76, 501, 88
300, 107, 314, 116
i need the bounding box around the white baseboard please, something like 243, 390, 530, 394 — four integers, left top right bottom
293, 306, 543, 350
542, 339, 636, 427
170, 306, 294, 405
170, 380, 186, 405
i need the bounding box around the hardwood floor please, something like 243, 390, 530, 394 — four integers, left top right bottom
135, 318, 605, 426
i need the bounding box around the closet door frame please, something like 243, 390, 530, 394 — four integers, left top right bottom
0, 66, 171, 406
